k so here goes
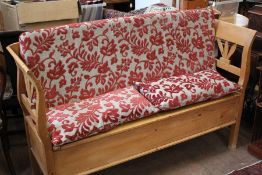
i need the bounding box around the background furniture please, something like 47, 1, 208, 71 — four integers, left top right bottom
240, 0, 262, 14
0, 67, 16, 175
0, 0, 78, 31
248, 67, 262, 158
246, 4, 262, 157
173, 0, 208, 9
242, 5, 262, 124
220, 13, 249, 27
79, 2, 105, 22
247, 5, 262, 36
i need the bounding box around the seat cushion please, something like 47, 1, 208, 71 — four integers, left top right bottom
134, 69, 240, 111
47, 86, 159, 146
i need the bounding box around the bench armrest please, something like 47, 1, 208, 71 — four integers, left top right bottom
7, 43, 54, 174
215, 20, 257, 91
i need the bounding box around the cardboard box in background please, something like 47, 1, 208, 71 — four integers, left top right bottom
0, 0, 79, 31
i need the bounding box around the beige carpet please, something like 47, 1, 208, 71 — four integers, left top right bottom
0, 125, 259, 175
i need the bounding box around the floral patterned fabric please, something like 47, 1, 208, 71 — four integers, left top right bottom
47, 86, 159, 146
134, 70, 240, 111
19, 9, 215, 108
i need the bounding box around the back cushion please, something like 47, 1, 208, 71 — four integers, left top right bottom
19, 9, 215, 108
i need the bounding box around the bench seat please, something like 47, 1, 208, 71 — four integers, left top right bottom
47, 69, 239, 147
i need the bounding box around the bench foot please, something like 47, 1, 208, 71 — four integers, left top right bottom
228, 121, 241, 149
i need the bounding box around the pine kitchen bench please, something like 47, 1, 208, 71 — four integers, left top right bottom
7, 9, 256, 175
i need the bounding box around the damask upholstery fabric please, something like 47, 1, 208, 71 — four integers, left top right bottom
47, 86, 159, 146
19, 9, 215, 108
135, 70, 240, 111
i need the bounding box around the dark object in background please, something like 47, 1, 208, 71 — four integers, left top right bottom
0, 67, 16, 175
0, 30, 25, 175
247, 5, 262, 52
105, 0, 133, 12
0, 31, 24, 92
239, 0, 262, 15
240, 5, 262, 125
247, 5, 262, 158
248, 5, 262, 32
248, 67, 262, 159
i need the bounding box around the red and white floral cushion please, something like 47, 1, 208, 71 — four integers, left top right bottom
19, 9, 215, 108
46, 86, 159, 146
134, 70, 240, 111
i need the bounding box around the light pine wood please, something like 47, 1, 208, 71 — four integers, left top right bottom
228, 93, 244, 149
58, 94, 238, 151
215, 20, 256, 148
6, 20, 256, 175
7, 44, 55, 175
54, 94, 239, 175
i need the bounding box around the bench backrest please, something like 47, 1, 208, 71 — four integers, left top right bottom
19, 9, 215, 108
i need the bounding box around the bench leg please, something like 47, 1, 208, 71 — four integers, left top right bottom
228, 97, 244, 149
24, 121, 43, 175
228, 121, 241, 149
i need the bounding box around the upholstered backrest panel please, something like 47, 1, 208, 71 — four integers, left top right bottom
19, 9, 215, 108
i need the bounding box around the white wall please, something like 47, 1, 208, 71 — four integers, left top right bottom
135, 0, 160, 9
135, 0, 174, 9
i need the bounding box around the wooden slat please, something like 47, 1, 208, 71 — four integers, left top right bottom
227, 43, 237, 59
216, 59, 241, 76
217, 38, 224, 55
21, 94, 37, 123
223, 40, 229, 59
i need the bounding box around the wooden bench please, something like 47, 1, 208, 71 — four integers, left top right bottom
7, 9, 256, 175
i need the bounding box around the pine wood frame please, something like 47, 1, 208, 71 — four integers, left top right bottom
7, 20, 256, 175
